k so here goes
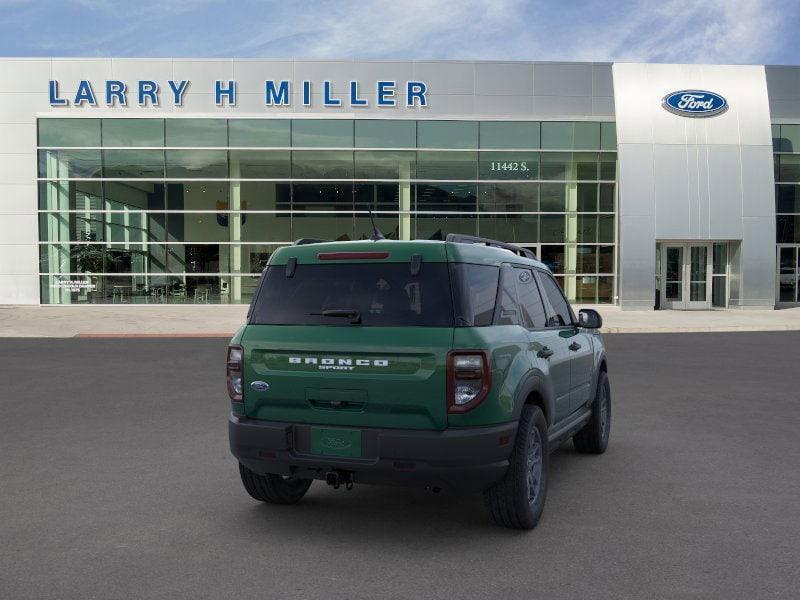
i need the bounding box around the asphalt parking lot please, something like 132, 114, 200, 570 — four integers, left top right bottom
1, 332, 799, 599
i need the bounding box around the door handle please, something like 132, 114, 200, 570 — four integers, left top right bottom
537, 346, 554, 359
568, 342, 582, 352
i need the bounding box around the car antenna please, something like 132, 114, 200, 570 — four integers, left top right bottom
368, 208, 385, 241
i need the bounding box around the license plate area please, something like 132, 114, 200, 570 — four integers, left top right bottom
310, 427, 362, 458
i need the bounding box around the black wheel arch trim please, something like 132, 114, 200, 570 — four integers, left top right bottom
511, 372, 555, 426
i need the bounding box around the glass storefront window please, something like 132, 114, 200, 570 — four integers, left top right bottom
577, 183, 598, 211
577, 214, 598, 243
598, 246, 614, 273
165, 150, 228, 178
479, 122, 540, 149
539, 183, 566, 212
574, 123, 601, 150
39, 119, 100, 147
354, 120, 416, 148
478, 182, 538, 212
777, 215, 800, 243
241, 212, 292, 243
540, 245, 565, 273
479, 152, 539, 180
416, 151, 477, 180
38, 149, 102, 179
597, 275, 613, 303
354, 183, 401, 211
103, 149, 165, 178
415, 183, 477, 212
575, 153, 599, 180
229, 150, 291, 179
577, 245, 597, 273
600, 153, 616, 180
415, 214, 477, 239
105, 181, 166, 211
354, 151, 415, 179
478, 214, 538, 243
599, 183, 615, 212
165, 119, 227, 147
37, 117, 618, 304
417, 121, 478, 149
776, 185, 800, 213
292, 213, 355, 241
38, 181, 104, 211
166, 181, 229, 212
776, 125, 800, 153
102, 119, 164, 147
292, 150, 353, 179
778, 155, 800, 182
168, 212, 229, 243
540, 122, 573, 150
229, 119, 290, 147
239, 181, 291, 211
540, 153, 571, 180
600, 123, 617, 151
540, 216, 566, 243
598, 215, 615, 243
292, 119, 353, 147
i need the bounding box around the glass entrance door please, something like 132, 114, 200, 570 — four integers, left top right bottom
777, 245, 799, 304
662, 245, 684, 309
659, 243, 712, 309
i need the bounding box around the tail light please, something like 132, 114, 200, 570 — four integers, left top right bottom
227, 345, 243, 401
447, 350, 491, 413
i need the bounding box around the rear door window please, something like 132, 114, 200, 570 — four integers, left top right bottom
514, 268, 548, 328
250, 262, 453, 326
536, 271, 574, 327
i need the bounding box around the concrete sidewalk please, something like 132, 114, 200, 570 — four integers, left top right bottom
2, 304, 800, 337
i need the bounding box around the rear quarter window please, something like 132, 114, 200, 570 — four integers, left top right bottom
450, 263, 500, 326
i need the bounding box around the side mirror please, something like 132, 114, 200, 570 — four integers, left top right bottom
578, 308, 603, 329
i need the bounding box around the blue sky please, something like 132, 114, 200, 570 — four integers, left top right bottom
1, 0, 798, 65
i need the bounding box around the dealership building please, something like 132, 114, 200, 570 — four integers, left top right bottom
0, 58, 798, 310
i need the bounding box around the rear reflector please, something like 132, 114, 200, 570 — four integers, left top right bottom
317, 251, 390, 260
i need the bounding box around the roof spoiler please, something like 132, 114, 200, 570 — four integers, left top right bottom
445, 234, 537, 260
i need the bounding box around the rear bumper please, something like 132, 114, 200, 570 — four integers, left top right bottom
229, 414, 517, 493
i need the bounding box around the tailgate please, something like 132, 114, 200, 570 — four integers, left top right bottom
242, 325, 453, 430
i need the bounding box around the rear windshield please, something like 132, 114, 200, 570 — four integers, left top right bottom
249, 262, 454, 327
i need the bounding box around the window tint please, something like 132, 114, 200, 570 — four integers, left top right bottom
494, 267, 520, 326
450, 263, 499, 326
250, 263, 453, 327
537, 271, 573, 326
515, 268, 547, 328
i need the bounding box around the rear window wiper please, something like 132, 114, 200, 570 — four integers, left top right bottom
309, 309, 362, 324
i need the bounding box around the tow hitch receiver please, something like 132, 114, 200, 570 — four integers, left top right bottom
325, 470, 355, 490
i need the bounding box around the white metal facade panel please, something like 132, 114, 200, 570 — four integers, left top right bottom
613, 62, 776, 309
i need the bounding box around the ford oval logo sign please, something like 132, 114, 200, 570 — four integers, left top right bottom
662, 90, 728, 117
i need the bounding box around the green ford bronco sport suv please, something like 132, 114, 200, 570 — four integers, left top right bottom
228, 234, 610, 529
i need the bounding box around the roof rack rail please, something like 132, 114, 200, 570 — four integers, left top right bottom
293, 238, 329, 246
445, 234, 537, 260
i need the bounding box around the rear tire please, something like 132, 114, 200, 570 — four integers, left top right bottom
573, 371, 611, 454
483, 405, 549, 530
238, 463, 312, 504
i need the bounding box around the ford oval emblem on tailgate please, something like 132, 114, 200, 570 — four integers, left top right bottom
250, 381, 270, 392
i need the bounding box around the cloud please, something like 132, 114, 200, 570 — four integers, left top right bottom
0, 0, 796, 65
